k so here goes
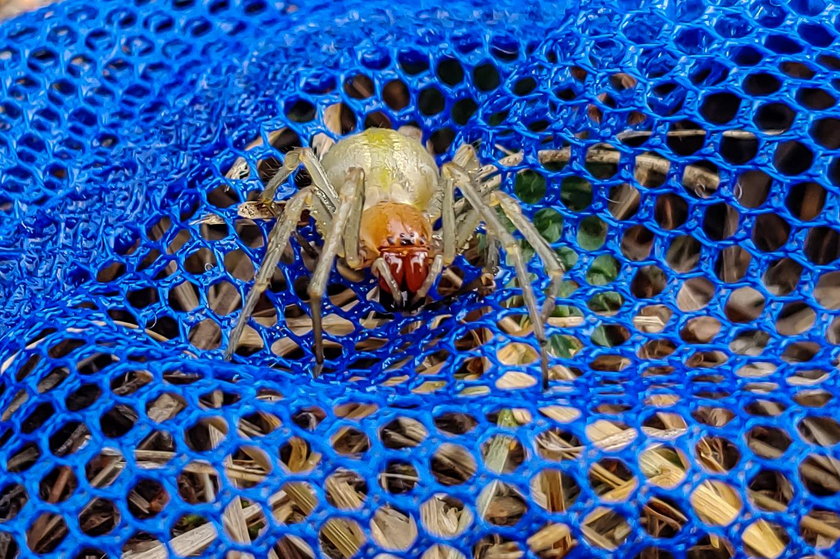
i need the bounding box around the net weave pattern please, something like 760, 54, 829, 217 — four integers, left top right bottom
1, 0, 839, 557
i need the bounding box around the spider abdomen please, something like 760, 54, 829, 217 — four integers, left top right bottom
320, 128, 439, 213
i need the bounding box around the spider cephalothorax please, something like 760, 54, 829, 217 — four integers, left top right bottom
224, 127, 564, 388
360, 201, 432, 311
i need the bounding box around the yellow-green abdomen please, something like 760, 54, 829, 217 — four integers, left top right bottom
320, 128, 439, 211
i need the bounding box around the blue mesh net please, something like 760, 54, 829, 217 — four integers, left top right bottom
1, 0, 840, 557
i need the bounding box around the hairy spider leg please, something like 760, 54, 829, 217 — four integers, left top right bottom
443, 163, 563, 391
307, 168, 365, 377
342, 167, 366, 270
224, 187, 314, 360
441, 173, 457, 265
226, 155, 404, 372
260, 147, 340, 213
493, 191, 565, 322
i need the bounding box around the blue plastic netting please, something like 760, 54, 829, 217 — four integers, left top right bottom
1, 0, 840, 557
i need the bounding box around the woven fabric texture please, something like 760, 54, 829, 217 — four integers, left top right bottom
1, 0, 839, 557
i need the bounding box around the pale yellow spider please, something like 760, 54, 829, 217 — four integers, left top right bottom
224, 127, 564, 388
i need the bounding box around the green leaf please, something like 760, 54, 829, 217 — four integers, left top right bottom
590, 325, 612, 347
533, 208, 563, 243
551, 304, 583, 318
547, 334, 580, 358
587, 255, 619, 285
514, 170, 547, 204
588, 291, 624, 313
577, 216, 607, 250
557, 247, 579, 270
561, 176, 593, 211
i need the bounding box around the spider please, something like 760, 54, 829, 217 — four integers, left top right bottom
224, 127, 564, 389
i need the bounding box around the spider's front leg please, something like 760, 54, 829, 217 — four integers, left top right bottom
261, 147, 339, 210
448, 145, 501, 295
225, 147, 343, 365
233, 147, 342, 224
305, 167, 411, 374
307, 168, 365, 377
443, 163, 564, 391
224, 186, 316, 360
493, 191, 565, 322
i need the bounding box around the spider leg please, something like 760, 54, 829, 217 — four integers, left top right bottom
236, 200, 282, 221
449, 144, 497, 251
342, 168, 366, 270
441, 173, 456, 265
434, 146, 480, 301
296, 148, 340, 212
451, 143, 481, 172
397, 125, 423, 144
451, 144, 564, 314
413, 253, 444, 303
427, 142, 479, 232
493, 191, 565, 322
455, 207, 482, 251
260, 149, 301, 204
426, 143, 486, 256
262, 147, 340, 213
446, 145, 501, 291
308, 168, 365, 377
443, 163, 552, 391
372, 258, 404, 308
225, 187, 314, 360
451, 145, 519, 219
480, 233, 499, 295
